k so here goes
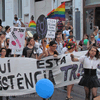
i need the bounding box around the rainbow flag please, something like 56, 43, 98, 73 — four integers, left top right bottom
29, 20, 36, 28
47, 2, 65, 21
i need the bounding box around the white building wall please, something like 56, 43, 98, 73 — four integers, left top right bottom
22, 0, 31, 26
14, 0, 18, 16
4, 0, 14, 26
35, 0, 52, 21
1, 0, 83, 40
58, 0, 70, 6
0, 0, 2, 20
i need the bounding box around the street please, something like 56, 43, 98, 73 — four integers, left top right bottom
2, 84, 100, 100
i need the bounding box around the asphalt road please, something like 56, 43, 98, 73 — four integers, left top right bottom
2, 84, 100, 100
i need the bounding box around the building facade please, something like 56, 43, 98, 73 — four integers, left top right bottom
83, 0, 100, 35
0, 0, 83, 40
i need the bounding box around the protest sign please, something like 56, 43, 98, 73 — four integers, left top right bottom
9, 27, 26, 50
11, 49, 23, 55
0, 50, 100, 96
36, 15, 47, 39
46, 19, 56, 38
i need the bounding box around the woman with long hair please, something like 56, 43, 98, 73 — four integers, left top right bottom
5, 26, 11, 39
87, 34, 97, 49
79, 34, 89, 51
70, 46, 100, 100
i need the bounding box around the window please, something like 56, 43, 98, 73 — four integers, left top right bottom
18, 0, 22, 18
2, 0, 5, 21
35, 0, 43, 2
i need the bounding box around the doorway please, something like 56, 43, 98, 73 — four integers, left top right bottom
95, 7, 100, 29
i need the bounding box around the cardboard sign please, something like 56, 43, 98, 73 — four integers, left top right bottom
9, 27, 25, 50
46, 19, 56, 38
36, 15, 47, 39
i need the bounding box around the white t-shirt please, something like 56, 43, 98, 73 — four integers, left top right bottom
37, 47, 47, 55
34, 41, 40, 49
6, 32, 11, 39
78, 56, 100, 69
13, 19, 17, 25
61, 47, 68, 54
17, 20, 21, 27
63, 30, 70, 37
56, 42, 63, 54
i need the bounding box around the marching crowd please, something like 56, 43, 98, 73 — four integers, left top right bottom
0, 15, 100, 100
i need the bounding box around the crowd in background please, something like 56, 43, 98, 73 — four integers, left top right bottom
0, 15, 100, 100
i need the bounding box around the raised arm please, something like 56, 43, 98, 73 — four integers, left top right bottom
70, 54, 79, 62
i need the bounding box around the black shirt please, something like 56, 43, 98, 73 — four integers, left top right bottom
22, 46, 37, 58
5, 49, 11, 57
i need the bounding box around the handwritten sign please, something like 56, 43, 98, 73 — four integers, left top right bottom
46, 19, 56, 38
9, 27, 25, 50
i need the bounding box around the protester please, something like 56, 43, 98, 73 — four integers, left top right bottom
97, 32, 100, 48
55, 34, 63, 54
62, 42, 76, 100
16, 18, 22, 27
13, 14, 18, 26
13, 17, 18, 26
65, 21, 73, 30
0, 48, 9, 100
0, 31, 6, 48
37, 40, 58, 100
93, 27, 98, 40
63, 26, 70, 40
38, 40, 58, 59
5, 26, 11, 39
0, 25, 3, 32
33, 33, 40, 49
87, 34, 97, 49
57, 20, 64, 30
22, 37, 37, 58
64, 35, 77, 52
16, 18, 25, 27
5, 38, 11, 57
29, 15, 36, 28
70, 46, 100, 100
69, 30, 73, 36
56, 30, 64, 43
37, 39, 47, 56
79, 34, 89, 51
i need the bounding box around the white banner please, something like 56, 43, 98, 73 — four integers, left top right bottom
9, 27, 26, 50
46, 19, 56, 38
0, 50, 100, 96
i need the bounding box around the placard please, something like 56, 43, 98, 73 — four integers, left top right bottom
36, 15, 47, 39
46, 19, 56, 38
9, 27, 26, 50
